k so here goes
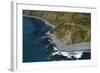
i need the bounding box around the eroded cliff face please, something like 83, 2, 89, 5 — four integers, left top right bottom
23, 10, 91, 45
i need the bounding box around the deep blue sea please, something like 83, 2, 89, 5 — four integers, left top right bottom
23, 16, 91, 62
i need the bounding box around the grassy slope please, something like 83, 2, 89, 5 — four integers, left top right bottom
23, 10, 91, 45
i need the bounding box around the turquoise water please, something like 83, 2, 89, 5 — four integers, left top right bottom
23, 16, 51, 62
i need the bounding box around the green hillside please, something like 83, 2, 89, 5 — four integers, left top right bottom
23, 10, 91, 45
